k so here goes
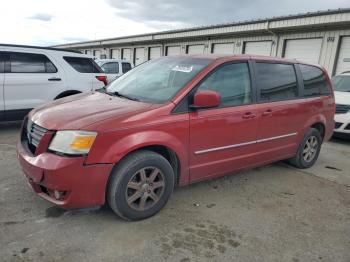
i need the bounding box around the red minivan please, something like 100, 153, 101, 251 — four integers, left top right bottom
17, 55, 335, 220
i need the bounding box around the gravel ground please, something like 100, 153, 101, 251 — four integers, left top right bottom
0, 122, 349, 262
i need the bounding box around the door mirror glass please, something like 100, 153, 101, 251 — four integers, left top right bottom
191, 90, 221, 109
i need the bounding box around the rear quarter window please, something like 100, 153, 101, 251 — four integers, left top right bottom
299, 64, 330, 97
63, 56, 102, 73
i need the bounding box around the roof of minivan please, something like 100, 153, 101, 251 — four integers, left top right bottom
168, 54, 322, 68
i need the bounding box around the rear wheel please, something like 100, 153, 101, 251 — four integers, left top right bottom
107, 150, 174, 221
288, 128, 322, 169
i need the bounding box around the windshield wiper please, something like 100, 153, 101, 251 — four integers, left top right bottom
111, 91, 140, 101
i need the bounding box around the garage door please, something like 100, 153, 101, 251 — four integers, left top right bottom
93, 50, 102, 59
110, 49, 120, 59
212, 43, 235, 54
187, 45, 205, 54
244, 41, 272, 56
135, 48, 145, 66
122, 48, 132, 61
284, 38, 323, 64
149, 47, 162, 60
166, 46, 181, 56
335, 36, 350, 74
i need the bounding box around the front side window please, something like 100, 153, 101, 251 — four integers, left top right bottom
122, 62, 132, 73
101, 62, 119, 74
256, 63, 298, 102
63, 56, 102, 73
300, 65, 329, 97
197, 63, 252, 107
107, 57, 212, 103
10, 52, 57, 73
332, 75, 350, 92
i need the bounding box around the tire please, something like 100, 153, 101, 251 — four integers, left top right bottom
107, 150, 175, 221
288, 128, 322, 169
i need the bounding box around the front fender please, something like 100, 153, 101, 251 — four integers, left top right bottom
86, 129, 189, 185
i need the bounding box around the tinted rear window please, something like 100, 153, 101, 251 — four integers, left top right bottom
299, 65, 329, 97
122, 62, 132, 73
9, 52, 57, 73
256, 62, 298, 102
63, 56, 102, 73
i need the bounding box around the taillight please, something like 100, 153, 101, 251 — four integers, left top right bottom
96, 75, 108, 86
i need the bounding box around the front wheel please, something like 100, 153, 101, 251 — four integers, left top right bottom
107, 150, 175, 221
288, 128, 322, 169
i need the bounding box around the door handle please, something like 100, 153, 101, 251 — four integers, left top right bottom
242, 112, 256, 119
262, 109, 272, 116
48, 77, 61, 81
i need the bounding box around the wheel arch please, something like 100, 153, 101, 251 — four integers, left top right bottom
302, 114, 328, 141
86, 130, 189, 186
311, 122, 326, 140
54, 90, 82, 100
115, 145, 181, 187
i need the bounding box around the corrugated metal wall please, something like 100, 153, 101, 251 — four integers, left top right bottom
80, 29, 350, 75
66, 11, 350, 76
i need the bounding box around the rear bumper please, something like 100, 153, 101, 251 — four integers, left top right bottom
17, 140, 113, 209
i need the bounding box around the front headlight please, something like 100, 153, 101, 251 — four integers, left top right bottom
48, 131, 97, 155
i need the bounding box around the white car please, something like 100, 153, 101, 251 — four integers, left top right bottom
0, 44, 107, 121
332, 72, 350, 138
96, 59, 134, 82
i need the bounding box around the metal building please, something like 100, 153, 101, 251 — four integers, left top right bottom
54, 8, 350, 76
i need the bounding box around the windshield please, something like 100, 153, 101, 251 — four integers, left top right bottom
106, 56, 213, 103
332, 75, 350, 92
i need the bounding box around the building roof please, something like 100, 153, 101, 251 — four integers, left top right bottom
53, 8, 350, 48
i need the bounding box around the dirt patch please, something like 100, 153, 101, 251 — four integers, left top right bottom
157, 220, 241, 259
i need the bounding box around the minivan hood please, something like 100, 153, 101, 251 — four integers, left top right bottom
30, 92, 153, 130
334, 91, 350, 105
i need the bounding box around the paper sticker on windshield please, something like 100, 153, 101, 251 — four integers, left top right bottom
172, 65, 193, 73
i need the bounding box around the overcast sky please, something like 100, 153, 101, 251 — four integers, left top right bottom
0, 0, 348, 46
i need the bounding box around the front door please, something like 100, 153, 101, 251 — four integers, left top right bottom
189, 62, 259, 182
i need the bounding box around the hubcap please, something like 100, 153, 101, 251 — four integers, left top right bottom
302, 136, 318, 163
126, 167, 165, 211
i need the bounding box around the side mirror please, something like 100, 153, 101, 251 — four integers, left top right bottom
190, 90, 221, 110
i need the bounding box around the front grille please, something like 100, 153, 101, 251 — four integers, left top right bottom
335, 122, 343, 129
335, 104, 350, 114
22, 119, 47, 154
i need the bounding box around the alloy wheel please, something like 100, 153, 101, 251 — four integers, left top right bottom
125, 167, 165, 211
302, 136, 318, 163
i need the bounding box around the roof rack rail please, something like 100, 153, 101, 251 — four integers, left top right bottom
0, 44, 82, 54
